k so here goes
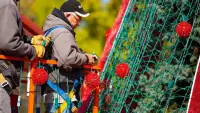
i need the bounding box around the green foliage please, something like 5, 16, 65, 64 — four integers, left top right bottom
135, 62, 194, 112
99, 0, 200, 112
19, 0, 121, 56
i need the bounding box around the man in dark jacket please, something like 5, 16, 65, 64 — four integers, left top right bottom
41, 0, 98, 112
0, 0, 50, 112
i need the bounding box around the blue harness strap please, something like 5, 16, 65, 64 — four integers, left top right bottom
47, 80, 71, 109
47, 79, 81, 113
44, 26, 66, 37
42, 26, 66, 47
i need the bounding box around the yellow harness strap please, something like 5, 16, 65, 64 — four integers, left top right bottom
0, 73, 6, 83
55, 90, 77, 113
0, 61, 9, 84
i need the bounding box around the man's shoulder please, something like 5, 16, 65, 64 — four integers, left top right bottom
51, 27, 72, 39
0, 0, 17, 11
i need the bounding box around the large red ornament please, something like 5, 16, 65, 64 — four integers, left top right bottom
115, 63, 130, 78
176, 22, 192, 38
85, 72, 100, 89
32, 68, 48, 85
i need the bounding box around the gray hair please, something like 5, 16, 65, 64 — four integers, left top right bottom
63, 12, 77, 16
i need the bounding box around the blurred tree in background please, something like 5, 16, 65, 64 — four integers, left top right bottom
19, 0, 121, 56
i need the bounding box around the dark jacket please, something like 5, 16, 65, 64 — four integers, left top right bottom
0, 0, 37, 88
41, 8, 87, 93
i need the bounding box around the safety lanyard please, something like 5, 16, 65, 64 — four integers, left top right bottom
47, 80, 71, 108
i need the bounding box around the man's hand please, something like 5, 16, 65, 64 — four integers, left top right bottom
92, 53, 99, 61
33, 45, 46, 58
85, 53, 98, 64
31, 35, 51, 47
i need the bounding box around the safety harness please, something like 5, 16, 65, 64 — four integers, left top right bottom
41, 26, 83, 113
0, 61, 13, 95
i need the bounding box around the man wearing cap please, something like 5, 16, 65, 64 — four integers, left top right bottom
41, 0, 97, 112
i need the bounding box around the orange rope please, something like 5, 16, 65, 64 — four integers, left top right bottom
92, 86, 100, 113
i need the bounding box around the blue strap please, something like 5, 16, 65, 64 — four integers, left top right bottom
47, 79, 79, 112
44, 26, 65, 37
46, 80, 71, 109
36, 108, 40, 113
42, 26, 65, 50
74, 79, 80, 87
62, 79, 80, 113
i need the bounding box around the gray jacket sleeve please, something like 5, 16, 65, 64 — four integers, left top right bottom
53, 31, 88, 70
0, 4, 36, 60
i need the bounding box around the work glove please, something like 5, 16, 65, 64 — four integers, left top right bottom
33, 45, 46, 58
31, 35, 51, 47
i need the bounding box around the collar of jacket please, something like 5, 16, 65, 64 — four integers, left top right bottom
51, 8, 76, 37
13, 0, 19, 4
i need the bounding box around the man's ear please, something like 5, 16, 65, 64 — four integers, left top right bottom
64, 13, 70, 18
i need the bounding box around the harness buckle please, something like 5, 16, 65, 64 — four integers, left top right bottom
1, 80, 12, 95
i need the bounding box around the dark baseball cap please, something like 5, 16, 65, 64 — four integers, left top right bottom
60, 0, 90, 17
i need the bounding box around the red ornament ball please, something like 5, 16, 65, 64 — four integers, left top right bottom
85, 72, 100, 89
115, 63, 130, 78
132, 5, 138, 12
101, 79, 110, 90
176, 22, 192, 38
32, 68, 48, 85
